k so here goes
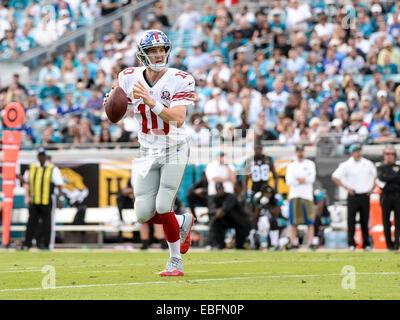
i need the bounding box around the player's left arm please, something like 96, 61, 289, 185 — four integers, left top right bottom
270, 158, 279, 192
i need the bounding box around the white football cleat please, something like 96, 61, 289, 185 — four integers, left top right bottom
180, 213, 194, 254
159, 257, 184, 276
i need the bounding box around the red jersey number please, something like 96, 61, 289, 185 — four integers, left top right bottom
123, 68, 135, 75
138, 104, 169, 135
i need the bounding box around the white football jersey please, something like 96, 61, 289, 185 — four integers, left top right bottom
118, 66, 195, 149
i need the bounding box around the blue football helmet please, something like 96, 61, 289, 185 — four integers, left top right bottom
136, 29, 172, 72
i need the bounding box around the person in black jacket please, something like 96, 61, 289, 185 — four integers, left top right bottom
207, 182, 251, 249
377, 146, 400, 250
186, 170, 208, 217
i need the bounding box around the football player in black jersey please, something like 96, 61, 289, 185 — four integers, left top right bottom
243, 143, 278, 199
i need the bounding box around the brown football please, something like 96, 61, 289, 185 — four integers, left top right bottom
105, 86, 128, 123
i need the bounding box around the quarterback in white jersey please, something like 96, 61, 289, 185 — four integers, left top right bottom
104, 30, 195, 276
118, 65, 195, 149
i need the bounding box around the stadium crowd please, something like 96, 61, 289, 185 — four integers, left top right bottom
2, 0, 400, 149
0, 0, 134, 58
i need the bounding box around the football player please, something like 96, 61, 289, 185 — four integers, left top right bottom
103, 30, 195, 276
254, 184, 288, 250
243, 143, 278, 208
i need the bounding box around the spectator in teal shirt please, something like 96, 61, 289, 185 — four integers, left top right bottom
357, 10, 374, 38
16, 28, 35, 54
206, 29, 229, 62
269, 11, 286, 34
378, 54, 399, 75
200, 3, 215, 27
39, 77, 63, 100
8, 0, 29, 10
305, 52, 323, 75
76, 53, 98, 80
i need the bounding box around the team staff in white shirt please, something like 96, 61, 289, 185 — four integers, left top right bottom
332, 143, 377, 251
205, 152, 236, 196
285, 144, 316, 249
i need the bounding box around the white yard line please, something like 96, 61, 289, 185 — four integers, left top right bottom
0, 260, 268, 272
0, 271, 399, 293
0, 257, 378, 272
71, 270, 121, 274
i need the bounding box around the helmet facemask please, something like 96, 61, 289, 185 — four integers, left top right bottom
137, 44, 171, 72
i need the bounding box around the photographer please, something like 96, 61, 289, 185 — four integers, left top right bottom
208, 183, 251, 250
254, 184, 288, 250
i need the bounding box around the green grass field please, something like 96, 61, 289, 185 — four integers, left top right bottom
0, 249, 399, 300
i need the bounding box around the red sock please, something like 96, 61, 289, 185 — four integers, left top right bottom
159, 212, 180, 243
147, 212, 163, 224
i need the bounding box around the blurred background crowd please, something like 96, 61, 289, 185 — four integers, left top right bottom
2, 0, 400, 150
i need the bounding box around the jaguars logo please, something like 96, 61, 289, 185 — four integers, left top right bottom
60, 168, 89, 205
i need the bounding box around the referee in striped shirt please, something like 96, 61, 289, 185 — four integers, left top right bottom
22, 148, 65, 250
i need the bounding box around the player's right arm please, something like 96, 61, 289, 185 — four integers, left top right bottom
102, 69, 134, 118
133, 71, 195, 128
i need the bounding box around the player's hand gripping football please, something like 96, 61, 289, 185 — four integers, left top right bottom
133, 81, 155, 108
102, 86, 113, 107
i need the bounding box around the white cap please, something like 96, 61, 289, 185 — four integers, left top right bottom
384, 39, 393, 47
347, 90, 359, 100
361, 94, 372, 101
118, 42, 128, 50
371, 4, 382, 13
114, 52, 123, 60
331, 118, 343, 127
212, 87, 222, 96
309, 117, 320, 127
377, 90, 387, 98
335, 101, 348, 112
60, 9, 69, 16
329, 38, 340, 47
